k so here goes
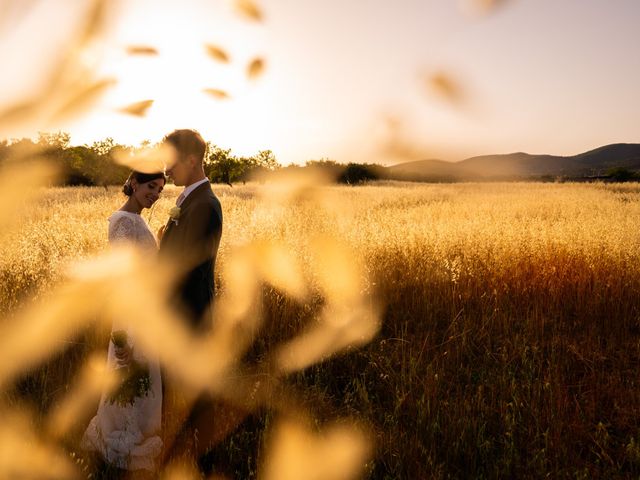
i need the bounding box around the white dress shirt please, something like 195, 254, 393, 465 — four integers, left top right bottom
176, 178, 209, 207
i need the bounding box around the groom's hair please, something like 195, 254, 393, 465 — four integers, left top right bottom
164, 129, 207, 163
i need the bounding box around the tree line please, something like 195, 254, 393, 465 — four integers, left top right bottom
3, 133, 639, 186
0, 132, 386, 186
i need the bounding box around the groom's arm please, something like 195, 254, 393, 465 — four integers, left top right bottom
173, 199, 222, 326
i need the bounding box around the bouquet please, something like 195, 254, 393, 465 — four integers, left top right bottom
107, 330, 152, 406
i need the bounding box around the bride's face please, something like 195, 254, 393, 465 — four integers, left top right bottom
132, 178, 165, 209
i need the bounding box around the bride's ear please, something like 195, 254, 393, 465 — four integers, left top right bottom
130, 178, 139, 193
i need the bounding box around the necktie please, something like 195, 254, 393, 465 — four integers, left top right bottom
176, 191, 186, 206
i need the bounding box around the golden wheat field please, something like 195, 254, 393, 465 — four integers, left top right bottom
5, 181, 640, 310
2, 180, 640, 479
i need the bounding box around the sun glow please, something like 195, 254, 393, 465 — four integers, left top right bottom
68, 0, 279, 156
0, 0, 279, 157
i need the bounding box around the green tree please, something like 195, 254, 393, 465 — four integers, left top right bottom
254, 150, 279, 170
85, 139, 131, 187
90, 137, 116, 157
304, 158, 344, 181
338, 163, 381, 184
242, 149, 281, 182
204, 144, 241, 185
607, 167, 639, 182
0, 139, 8, 164
61, 146, 95, 186
36, 132, 91, 185
37, 131, 70, 149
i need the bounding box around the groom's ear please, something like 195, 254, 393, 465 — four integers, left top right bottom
187, 154, 199, 168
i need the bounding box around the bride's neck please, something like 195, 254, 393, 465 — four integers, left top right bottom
120, 197, 142, 214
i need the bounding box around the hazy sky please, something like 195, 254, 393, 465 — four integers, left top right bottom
0, 0, 638, 165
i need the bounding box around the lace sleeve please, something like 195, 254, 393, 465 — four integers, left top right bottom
109, 215, 137, 245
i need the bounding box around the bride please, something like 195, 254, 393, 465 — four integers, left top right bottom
82, 170, 166, 475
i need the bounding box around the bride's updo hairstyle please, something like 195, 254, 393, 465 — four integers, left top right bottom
123, 171, 166, 196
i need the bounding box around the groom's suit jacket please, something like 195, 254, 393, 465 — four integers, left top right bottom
159, 182, 222, 330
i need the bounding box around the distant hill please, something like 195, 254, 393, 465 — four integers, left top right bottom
389, 143, 640, 181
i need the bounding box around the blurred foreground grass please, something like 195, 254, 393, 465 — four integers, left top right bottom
2, 181, 640, 478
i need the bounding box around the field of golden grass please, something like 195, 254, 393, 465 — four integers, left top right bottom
2, 180, 640, 479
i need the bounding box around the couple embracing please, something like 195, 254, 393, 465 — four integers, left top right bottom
82, 129, 223, 477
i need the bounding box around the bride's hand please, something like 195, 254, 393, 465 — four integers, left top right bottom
114, 344, 132, 368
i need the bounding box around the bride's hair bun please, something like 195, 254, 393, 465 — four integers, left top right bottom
123, 179, 134, 196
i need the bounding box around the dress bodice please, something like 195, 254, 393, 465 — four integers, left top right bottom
108, 211, 157, 250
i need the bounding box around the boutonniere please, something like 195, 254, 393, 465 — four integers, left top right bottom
169, 206, 181, 225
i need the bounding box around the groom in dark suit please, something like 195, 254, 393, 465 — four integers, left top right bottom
158, 129, 225, 469
160, 129, 223, 330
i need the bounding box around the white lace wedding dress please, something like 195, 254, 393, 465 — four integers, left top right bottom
82, 211, 163, 471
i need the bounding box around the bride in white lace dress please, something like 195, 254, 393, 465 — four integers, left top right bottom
83, 171, 166, 474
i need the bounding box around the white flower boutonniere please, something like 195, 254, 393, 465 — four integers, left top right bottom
169, 206, 181, 225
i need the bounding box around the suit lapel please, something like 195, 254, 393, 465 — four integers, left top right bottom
179, 182, 210, 211
161, 182, 211, 247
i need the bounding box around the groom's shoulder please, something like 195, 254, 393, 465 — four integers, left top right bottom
190, 182, 217, 204
191, 185, 222, 220
198, 184, 220, 206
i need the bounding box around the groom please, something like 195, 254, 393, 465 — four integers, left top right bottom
158, 129, 224, 468
160, 129, 223, 329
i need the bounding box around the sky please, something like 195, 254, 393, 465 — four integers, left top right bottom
0, 0, 638, 165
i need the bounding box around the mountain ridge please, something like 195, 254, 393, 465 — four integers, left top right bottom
389, 143, 640, 180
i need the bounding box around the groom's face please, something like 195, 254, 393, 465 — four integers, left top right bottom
167, 155, 190, 186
